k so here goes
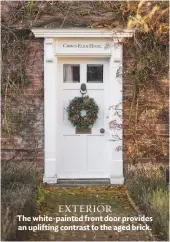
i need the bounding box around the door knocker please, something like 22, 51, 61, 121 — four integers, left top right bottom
80, 83, 87, 95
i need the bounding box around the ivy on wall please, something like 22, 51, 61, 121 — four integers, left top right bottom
1, 0, 169, 162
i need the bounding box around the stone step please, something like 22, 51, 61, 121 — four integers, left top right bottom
56, 179, 110, 186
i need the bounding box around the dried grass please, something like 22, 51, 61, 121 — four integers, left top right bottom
1, 161, 37, 241
125, 163, 169, 240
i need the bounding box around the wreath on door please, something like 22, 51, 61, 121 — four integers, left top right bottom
67, 96, 99, 129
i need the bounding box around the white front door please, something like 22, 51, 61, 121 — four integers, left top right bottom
57, 57, 110, 179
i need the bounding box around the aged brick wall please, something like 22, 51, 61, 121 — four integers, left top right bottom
1, 1, 169, 176
123, 43, 169, 163
1, 38, 44, 172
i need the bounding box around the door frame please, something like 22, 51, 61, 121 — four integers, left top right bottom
32, 28, 134, 184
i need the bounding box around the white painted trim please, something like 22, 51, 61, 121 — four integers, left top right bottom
110, 176, 124, 185
32, 28, 134, 38
56, 53, 111, 57
43, 176, 58, 184
44, 38, 58, 183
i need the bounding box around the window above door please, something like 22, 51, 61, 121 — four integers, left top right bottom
63, 63, 103, 83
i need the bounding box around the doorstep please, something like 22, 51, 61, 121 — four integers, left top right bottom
56, 178, 110, 186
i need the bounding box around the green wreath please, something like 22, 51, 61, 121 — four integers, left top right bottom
67, 95, 99, 129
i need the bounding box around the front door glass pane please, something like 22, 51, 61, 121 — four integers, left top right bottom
87, 64, 103, 83
63, 64, 80, 83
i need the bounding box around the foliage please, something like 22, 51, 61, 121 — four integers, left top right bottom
150, 188, 169, 238
1, 161, 37, 241
1, 161, 37, 188
1, 1, 169, 162
67, 95, 99, 129
125, 163, 169, 240
121, 1, 169, 162
36, 184, 49, 206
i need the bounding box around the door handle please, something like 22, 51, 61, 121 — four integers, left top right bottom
100, 128, 105, 134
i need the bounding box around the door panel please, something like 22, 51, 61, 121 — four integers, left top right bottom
61, 135, 86, 172
87, 136, 105, 171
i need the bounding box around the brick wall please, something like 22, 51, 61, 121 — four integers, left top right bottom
1, 38, 44, 173
1, 1, 169, 177
123, 43, 169, 163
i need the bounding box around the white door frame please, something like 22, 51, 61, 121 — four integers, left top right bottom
32, 28, 134, 184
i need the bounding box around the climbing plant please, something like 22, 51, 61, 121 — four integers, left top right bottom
1, 0, 169, 163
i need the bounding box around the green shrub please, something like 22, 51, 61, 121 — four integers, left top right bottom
1, 161, 37, 189
36, 184, 49, 206
1, 161, 37, 241
150, 189, 169, 239
125, 163, 169, 240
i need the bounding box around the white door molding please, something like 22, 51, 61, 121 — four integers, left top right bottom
43, 38, 58, 183
32, 28, 133, 184
32, 28, 134, 38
